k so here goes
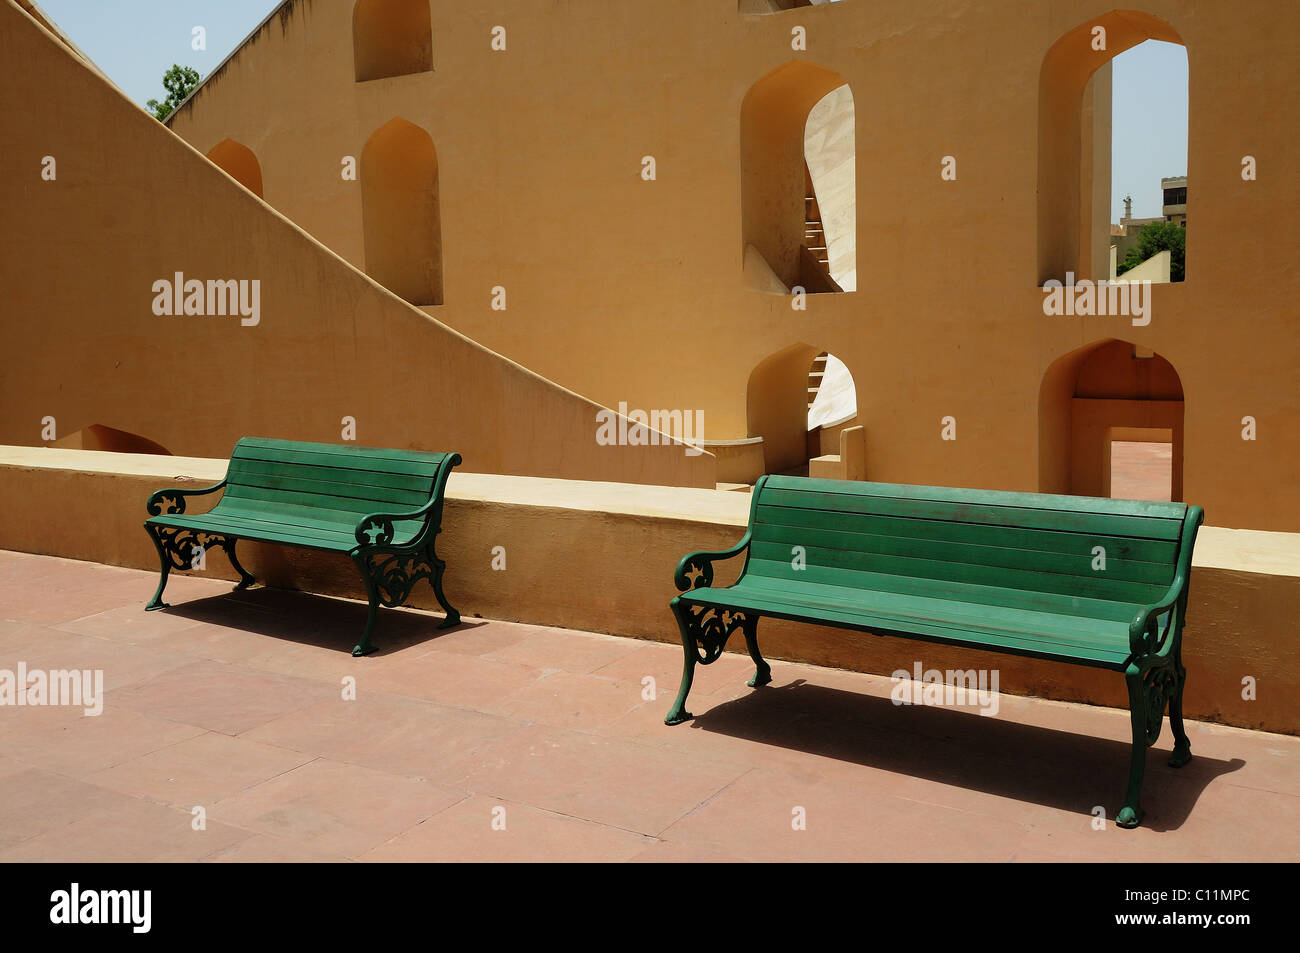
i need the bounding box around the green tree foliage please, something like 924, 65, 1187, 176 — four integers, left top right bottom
1118, 221, 1186, 282
146, 65, 201, 121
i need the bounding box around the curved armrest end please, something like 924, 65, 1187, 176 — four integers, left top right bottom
146, 480, 227, 517
1128, 571, 1187, 657
673, 535, 751, 592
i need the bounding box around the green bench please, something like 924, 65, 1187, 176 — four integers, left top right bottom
144, 437, 462, 656
667, 475, 1204, 829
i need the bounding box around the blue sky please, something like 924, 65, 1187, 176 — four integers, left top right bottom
36, 2, 1187, 223
1110, 40, 1189, 221
37, 0, 281, 106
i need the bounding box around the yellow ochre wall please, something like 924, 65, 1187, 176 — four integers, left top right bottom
158, 0, 1300, 530
0, 0, 715, 489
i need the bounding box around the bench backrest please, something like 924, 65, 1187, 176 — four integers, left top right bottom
213, 437, 457, 539
746, 475, 1195, 611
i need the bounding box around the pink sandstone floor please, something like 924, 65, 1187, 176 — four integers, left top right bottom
1110, 441, 1174, 502
0, 549, 1295, 862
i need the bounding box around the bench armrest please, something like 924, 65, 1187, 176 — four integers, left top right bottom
1127, 505, 1204, 658
353, 452, 461, 549
146, 480, 227, 517
1127, 572, 1186, 658
354, 496, 442, 548
674, 534, 751, 592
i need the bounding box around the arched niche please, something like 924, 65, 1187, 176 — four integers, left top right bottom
361, 117, 442, 306
353, 0, 433, 83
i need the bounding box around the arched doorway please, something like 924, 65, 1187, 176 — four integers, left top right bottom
741, 61, 854, 294
748, 344, 859, 476
1037, 11, 1186, 284
1039, 339, 1184, 501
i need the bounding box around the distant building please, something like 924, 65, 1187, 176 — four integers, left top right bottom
1111, 177, 1186, 268
1162, 175, 1187, 226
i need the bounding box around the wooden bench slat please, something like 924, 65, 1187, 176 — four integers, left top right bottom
227, 457, 437, 494
742, 558, 1151, 621
750, 521, 1175, 586
225, 468, 432, 509
236, 436, 448, 466
686, 585, 1132, 668
232, 442, 446, 477
747, 540, 1169, 605
764, 474, 1188, 520
753, 503, 1180, 564
209, 501, 423, 541
733, 575, 1141, 643
758, 487, 1184, 540
147, 513, 359, 552
223, 482, 417, 516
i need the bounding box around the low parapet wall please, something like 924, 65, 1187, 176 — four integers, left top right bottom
2, 446, 1296, 735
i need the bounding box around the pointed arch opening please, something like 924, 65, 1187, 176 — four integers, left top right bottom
742, 61, 855, 294
353, 0, 433, 83
361, 117, 442, 306
1038, 11, 1186, 284
748, 344, 859, 476
206, 139, 263, 198
1039, 339, 1184, 501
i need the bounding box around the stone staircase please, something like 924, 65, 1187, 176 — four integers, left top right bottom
807, 351, 829, 410
804, 164, 830, 271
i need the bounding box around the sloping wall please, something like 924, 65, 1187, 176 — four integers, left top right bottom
0, 0, 714, 488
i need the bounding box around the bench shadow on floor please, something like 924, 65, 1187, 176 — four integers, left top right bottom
156, 586, 482, 655
688, 679, 1245, 832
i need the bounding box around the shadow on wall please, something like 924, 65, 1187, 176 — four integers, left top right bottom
52, 424, 171, 455
739, 0, 823, 14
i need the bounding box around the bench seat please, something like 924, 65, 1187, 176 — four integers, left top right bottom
144, 509, 423, 553
684, 577, 1139, 669
665, 474, 1204, 829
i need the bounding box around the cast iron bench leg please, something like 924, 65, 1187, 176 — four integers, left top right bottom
665, 599, 698, 725
430, 554, 461, 629
1167, 652, 1193, 769
224, 539, 256, 591
742, 616, 772, 688
352, 555, 382, 657
1120, 659, 1188, 829
1118, 679, 1148, 829
144, 524, 172, 611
